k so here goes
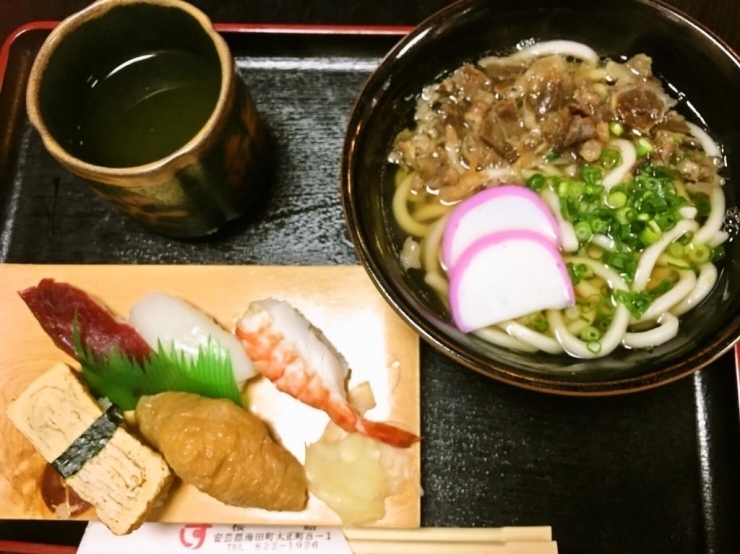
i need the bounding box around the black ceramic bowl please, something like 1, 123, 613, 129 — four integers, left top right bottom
341, 0, 740, 394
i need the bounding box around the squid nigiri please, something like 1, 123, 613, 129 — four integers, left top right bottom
235, 299, 420, 449
129, 291, 256, 387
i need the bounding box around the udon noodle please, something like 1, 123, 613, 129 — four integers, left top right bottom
389, 40, 728, 359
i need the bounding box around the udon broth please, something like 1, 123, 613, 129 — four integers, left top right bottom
388, 41, 727, 359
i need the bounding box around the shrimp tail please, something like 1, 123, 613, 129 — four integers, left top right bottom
316, 390, 421, 449
356, 419, 421, 449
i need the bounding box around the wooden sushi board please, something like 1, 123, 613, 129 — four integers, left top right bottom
0, 264, 421, 528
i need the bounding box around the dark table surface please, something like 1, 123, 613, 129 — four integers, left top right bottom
2, 1, 740, 554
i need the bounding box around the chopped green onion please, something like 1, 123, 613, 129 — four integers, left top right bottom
557, 180, 583, 199
639, 221, 663, 246
567, 262, 581, 285
567, 262, 595, 285
580, 325, 600, 342
559, 198, 575, 221
614, 290, 652, 318
574, 221, 593, 241
529, 312, 549, 333
678, 232, 694, 245
635, 137, 654, 156
585, 185, 604, 200
615, 206, 637, 224
609, 121, 624, 136
587, 341, 602, 354
604, 250, 638, 282
688, 243, 711, 264
599, 148, 622, 169
667, 261, 694, 271
577, 295, 598, 314
553, 160, 710, 280
643, 177, 661, 191
666, 241, 685, 258
614, 278, 674, 319
689, 191, 711, 218
581, 165, 603, 185
579, 265, 595, 280
655, 212, 679, 231
545, 175, 562, 189
566, 181, 585, 199
591, 218, 608, 234
606, 190, 627, 209
526, 173, 546, 192
711, 245, 725, 262
606, 252, 627, 269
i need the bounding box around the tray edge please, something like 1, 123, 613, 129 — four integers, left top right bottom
0, 21, 413, 92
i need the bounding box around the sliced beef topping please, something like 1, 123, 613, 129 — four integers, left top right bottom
563, 114, 598, 146
650, 130, 678, 165
654, 111, 691, 134
480, 60, 528, 93
612, 85, 668, 133
479, 112, 521, 163
539, 109, 571, 148
455, 64, 491, 100
520, 56, 573, 115
461, 132, 502, 170
390, 48, 709, 206
416, 151, 459, 191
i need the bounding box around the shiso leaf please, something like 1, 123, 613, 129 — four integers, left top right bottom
72, 322, 243, 410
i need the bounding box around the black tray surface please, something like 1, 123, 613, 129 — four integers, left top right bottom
1, 27, 739, 554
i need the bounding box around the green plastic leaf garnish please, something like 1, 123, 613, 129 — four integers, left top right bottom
72, 322, 242, 410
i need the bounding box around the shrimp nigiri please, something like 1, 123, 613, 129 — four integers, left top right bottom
236, 299, 420, 449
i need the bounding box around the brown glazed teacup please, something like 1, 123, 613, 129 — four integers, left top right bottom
26, 0, 267, 238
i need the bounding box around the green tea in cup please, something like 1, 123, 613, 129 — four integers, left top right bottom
26, 0, 267, 238
78, 49, 221, 168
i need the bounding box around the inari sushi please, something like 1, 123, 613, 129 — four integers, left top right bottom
135, 391, 308, 511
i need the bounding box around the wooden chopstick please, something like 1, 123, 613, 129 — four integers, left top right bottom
343, 527, 557, 554
347, 540, 558, 554
344, 526, 553, 543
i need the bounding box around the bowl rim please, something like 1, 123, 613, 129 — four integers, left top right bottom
341, 0, 740, 395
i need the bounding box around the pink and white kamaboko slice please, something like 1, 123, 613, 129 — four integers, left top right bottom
442, 185, 561, 270
449, 230, 575, 333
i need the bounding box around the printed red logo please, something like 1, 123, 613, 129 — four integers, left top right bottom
179, 524, 212, 550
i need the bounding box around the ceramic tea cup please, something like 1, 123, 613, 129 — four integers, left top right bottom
26, 0, 267, 238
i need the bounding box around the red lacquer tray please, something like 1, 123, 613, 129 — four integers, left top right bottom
1, 21, 739, 554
